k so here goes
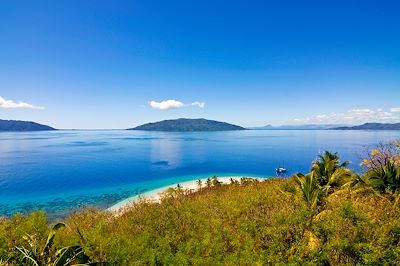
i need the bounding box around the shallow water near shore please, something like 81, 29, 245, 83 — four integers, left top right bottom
0, 129, 399, 218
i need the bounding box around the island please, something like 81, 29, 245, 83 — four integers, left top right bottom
0, 119, 56, 131
331, 122, 400, 130
252, 124, 347, 130
128, 118, 245, 131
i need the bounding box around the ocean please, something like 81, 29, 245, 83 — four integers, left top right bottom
0, 129, 399, 218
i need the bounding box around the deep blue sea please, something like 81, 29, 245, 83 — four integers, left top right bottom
0, 130, 399, 218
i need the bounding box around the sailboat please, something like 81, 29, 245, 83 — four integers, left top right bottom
276, 162, 287, 173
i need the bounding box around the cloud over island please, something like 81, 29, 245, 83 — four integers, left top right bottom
293, 108, 400, 124
149, 99, 205, 110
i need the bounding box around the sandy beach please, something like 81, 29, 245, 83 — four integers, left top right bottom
108, 176, 265, 212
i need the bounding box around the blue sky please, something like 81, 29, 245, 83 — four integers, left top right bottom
0, 0, 399, 129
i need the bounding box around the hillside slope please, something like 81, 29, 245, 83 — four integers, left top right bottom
129, 118, 245, 131
1, 178, 399, 265
0, 119, 55, 131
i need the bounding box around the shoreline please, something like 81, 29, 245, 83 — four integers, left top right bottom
107, 176, 265, 212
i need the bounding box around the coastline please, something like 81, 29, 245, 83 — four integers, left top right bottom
108, 176, 265, 212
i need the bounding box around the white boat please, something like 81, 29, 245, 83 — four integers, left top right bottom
276, 167, 287, 173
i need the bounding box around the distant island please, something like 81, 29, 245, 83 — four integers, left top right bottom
252, 124, 349, 130
128, 118, 245, 131
0, 119, 55, 131
251, 123, 400, 130
331, 122, 400, 130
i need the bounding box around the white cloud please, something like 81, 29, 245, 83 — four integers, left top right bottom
149, 99, 205, 110
293, 108, 399, 124
0, 96, 44, 110
191, 101, 205, 108
391, 107, 400, 113
149, 100, 185, 110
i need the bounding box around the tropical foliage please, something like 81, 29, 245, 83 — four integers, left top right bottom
0, 143, 399, 265
295, 172, 323, 211
354, 141, 400, 194
16, 222, 93, 266
309, 151, 352, 190
0, 216, 96, 265
294, 151, 352, 213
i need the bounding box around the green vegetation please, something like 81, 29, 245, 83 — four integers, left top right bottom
128, 118, 245, 131
1, 141, 400, 265
15, 222, 93, 265
0, 119, 55, 131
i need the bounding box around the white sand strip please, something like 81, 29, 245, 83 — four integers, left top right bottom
108, 176, 264, 212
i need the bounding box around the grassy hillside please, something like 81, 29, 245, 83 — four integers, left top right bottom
1, 142, 399, 265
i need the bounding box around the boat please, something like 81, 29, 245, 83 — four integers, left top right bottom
276, 162, 287, 173
276, 167, 287, 173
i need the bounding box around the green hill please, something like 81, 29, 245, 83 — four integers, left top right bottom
2, 177, 400, 265
128, 118, 245, 131
0, 119, 55, 131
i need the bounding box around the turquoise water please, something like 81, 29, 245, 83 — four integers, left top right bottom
0, 130, 399, 218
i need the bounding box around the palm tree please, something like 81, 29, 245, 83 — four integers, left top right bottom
16, 223, 94, 265
176, 184, 184, 195
206, 178, 212, 189
294, 172, 329, 229
196, 179, 202, 190
229, 177, 239, 185
294, 151, 352, 215
311, 151, 351, 191
349, 143, 400, 195
366, 160, 400, 193
295, 172, 324, 211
